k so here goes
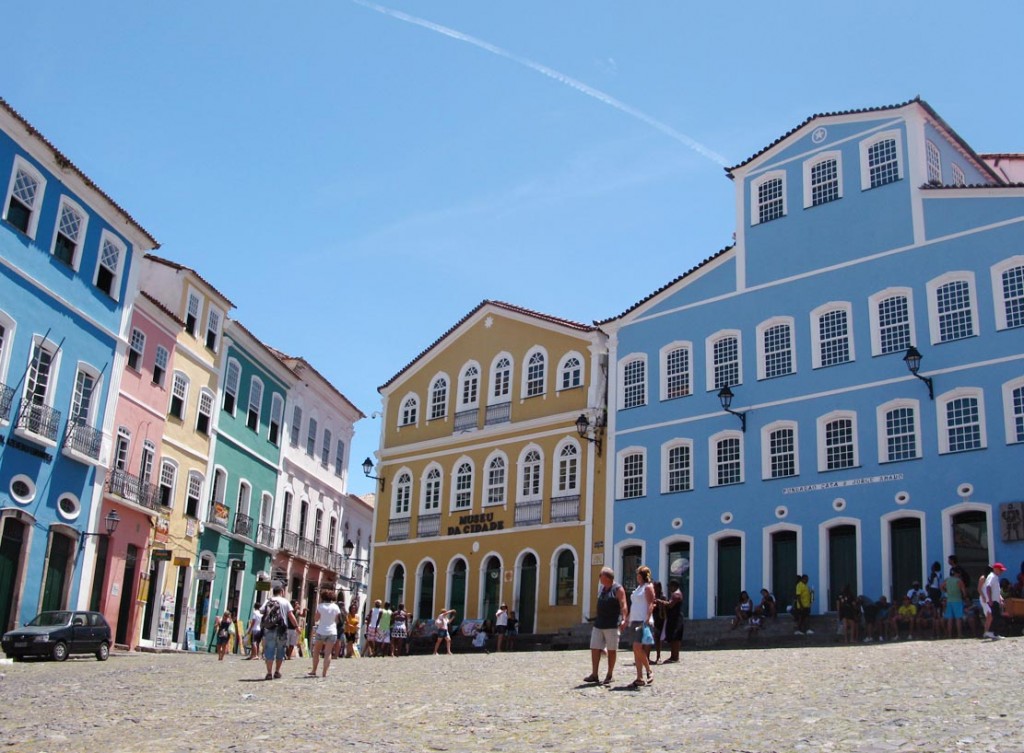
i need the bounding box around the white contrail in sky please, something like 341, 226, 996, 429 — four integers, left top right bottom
350, 0, 730, 167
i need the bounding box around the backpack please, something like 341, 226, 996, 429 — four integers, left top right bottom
263, 599, 286, 634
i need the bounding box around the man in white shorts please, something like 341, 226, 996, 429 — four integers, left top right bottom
583, 567, 628, 685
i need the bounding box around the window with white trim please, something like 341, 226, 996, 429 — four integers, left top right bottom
237, 480, 251, 518
393, 471, 412, 516
321, 429, 331, 468
289, 406, 302, 447
185, 291, 201, 337
205, 308, 222, 351
421, 466, 442, 512
69, 365, 99, 426
525, 350, 546, 397
662, 440, 692, 493
169, 371, 188, 419
152, 345, 169, 387
619, 448, 646, 498
158, 459, 177, 508
211, 468, 227, 507
877, 399, 920, 463
246, 377, 263, 431
127, 328, 145, 371
661, 342, 691, 400
400, 394, 418, 426
951, 163, 966, 187
459, 363, 480, 408
519, 448, 542, 501
485, 454, 506, 506
707, 331, 741, 391
992, 257, 1024, 331
52, 197, 88, 269
185, 471, 203, 518
452, 461, 473, 510
757, 318, 794, 380
4, 158, 46, 238
429, 376, 448, 420
752, 171, 785, 225
24, 338, 58, 408
818, 411, 857, 471
139, 440, 155, 486
925, 140, 942, 184
806, 154, 841, 207
269, 394, 283, 445
1003, 379, 1024, 445
762, 421, 798, 479
811, 303, 853, 368
861, 132, 902, 189
223, 358, 240, 414
113, 427, 131, 471
196, 389, 214, 435
557, 442, 579, 493
928, 273, 977, 343
306, 417, 318, 457
869, 288, 915, 356
492, 356, 512, 401
710, 432, 743, 487
938, 389, 986, 454
95, 231, 125, 299
334, 439, 345, 477
621, 355, 647, 409
0, 311, 15, 387
558, 353, 583, 390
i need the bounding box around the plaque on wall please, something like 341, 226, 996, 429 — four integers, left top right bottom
1000, 502, 1024, 542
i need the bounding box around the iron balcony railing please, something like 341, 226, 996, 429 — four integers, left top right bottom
484, 402, 511, 426
417, 513, 441, 538
233, 512, 253, 539
107, 469, 158, 511
16, 401, 61, 442
314, 545, 330, 567
63, 420, 104, 462
256, 523, 277, 549
514, 500, 542, 526
0, 383, 14, 422
453, 408, 478, 433
388, 517, 410, 541
298, 537, 315, 561
550, 494, 581, 522
280, 528, 298, 553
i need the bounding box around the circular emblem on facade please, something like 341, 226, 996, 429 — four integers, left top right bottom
471, 541, 480, 553
671, 517, 683, 529
775, 506, 788, 519
832, 497, 846, 512
720, 512, 734, 525
57, 494, 81, 521
811, 126, 827, 144
624, 522, 636, 534
10, 475, 35, 505
895, 491, 910, 505
957, 483, 974, 499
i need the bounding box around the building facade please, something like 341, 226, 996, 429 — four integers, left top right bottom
370, 301, 608, 634
0, 98, 157, 631
603, 99, 1024, 619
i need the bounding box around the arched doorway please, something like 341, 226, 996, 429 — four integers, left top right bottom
951, 510, 989, 584
828, 525, 858, 610
715, 536, 741, 617
517, 553, 537, 633
0, 518, 27, 631
621, 545, 642, 593
388, 563, 405, 607
482, 556, 501, 621
417, 562, 434, 620
41, 529, 75, 612
449, 559, 467, 625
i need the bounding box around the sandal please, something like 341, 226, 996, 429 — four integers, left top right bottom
273, 671, 282, 679
646, 671, 654, 684
582, 674, 599, 683
601, 675, 613, 686
628, 679, 645, 689
264, 673, 273, 681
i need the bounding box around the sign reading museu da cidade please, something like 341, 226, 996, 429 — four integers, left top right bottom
446, 512, 505, 536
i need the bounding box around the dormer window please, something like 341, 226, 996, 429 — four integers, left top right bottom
803, 152, 842, 208
925, 140, 942, 184
95, 231, 125, 299
3, 158, 46, 238
186, 291, 201, 336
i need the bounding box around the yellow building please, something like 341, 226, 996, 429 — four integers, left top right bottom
369, 301, 608, 634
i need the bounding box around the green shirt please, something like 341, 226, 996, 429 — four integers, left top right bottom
944, 576, 964, 603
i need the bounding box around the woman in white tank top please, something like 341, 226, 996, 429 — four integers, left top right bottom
628, 566, 655, 688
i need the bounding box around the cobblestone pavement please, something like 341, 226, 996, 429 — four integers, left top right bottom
0, 637, 1020, 753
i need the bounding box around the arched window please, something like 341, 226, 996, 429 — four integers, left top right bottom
811, 303, 853, 368
618, 447, 646, 498
524, 349, 546, 398
269, 394, 284, 445
400, 394, 419, 426
185, 471, 203, 518
429, 376, 448, 420
751, 170, 785, 225
877, 399, 920, 463
556, 442, 579, 494
991, 256, 1024, 331
926, 139, 942, 184
928, 272, 977, 343
706, 330, 742, 391
169, 371, 189, 419
756, 317, 795, 379
869, 287, 915, 356
762, 421, 798, 479
458, 363, 480, 409
158, 459, 177, 508
393, 471, 412, 516
937, 388, 986, 454
452, 460, 473, 510
817, 411, 857, 471
490, 354, 512, 402
555, 549, 576, 605
709, 431, 743, 487
620, 355, 647, 409
558, 352, 583, 391
485, 453, 506, 506
660, 341, 692, 401
421, 465, 442, 512
803, 152, 842, 207
519, 448, 542, 502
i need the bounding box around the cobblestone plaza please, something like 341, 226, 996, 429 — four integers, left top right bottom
1, 638, 1019, 753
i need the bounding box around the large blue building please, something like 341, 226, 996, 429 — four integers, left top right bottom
0, 99, 158, 631
603, 99, 1024, 619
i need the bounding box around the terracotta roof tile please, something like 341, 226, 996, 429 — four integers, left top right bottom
920, 182, 1024, 190
144, 253, 236, 308
1, 97, 159, 248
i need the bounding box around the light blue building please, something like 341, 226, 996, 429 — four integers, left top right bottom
0, 98, 158, 631
603, 98, 1024, 619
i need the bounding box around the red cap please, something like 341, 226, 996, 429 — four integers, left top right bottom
992, 562, 1007, 571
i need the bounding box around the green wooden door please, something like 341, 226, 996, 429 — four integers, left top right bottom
388, 565, 405, 608
518, 554, 537, 633
716, 536, 741, 617
667, 542, 690, 618
482, 556, 501, 622
41, 533, 72, 612
417, 562, 434, 620
828, 525, 858, 610
771, 530, 798, 611
449, 560, 467, 625
889, 518, 922, 601
0, 519, 26, 631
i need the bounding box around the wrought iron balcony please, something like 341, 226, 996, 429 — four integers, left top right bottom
63, 420, 104, 462
0, 383, 14, 422
484, 402, 511, 426
256, 523, 277, 549
298, 536, 315, 561
453, 408, 478, 433
233, 512, 253, 539
107, 469, 158, 511
514, 500, 542, 526
16, 401, 61, 443
280, 528, 298, 553
417, 513, 441, 538
388, 517, 410, 541
314, 544, 330, 567
550, 494, 581, 523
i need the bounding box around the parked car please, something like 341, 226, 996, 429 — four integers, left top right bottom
1, 610, 112, 661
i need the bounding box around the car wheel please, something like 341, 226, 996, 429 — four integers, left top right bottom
51, 641, 69, 662
11, 655, 24, 662
96, 642, 109, 661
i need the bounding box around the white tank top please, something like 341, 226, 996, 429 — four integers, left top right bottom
630, 583, 650, 622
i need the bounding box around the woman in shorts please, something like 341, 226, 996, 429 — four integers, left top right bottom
216, 610, 233, 660
309, 588, 342, 678
390, 602, 409, 657
344, 599, 360, 657
433, 608, 457, 655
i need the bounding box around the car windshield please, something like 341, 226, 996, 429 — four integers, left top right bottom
26, 611, 72, 627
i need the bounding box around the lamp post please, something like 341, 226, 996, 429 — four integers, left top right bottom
717, 385, 747, 433
80, 509, 120, 539
575, 412, 604, 456
361, 457, 385, 491
903, 346, 934, 400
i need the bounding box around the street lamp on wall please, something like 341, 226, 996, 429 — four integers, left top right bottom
342, 538, 370, 565
361, 457, 385, 491
80, 509, 120, 539
717, 385, 747, 433
575, 412, 605, 456
903, 346, 934, 400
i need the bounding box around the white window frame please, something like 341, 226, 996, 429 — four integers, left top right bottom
158, 458, 178, 509
205, 306, 224, 352
951, 163, 966, 187
556, 351, 585, 392
926, 271, 979, 345
617, 445, 647, 499
269, 393, 284, 445
169, 370, 189, 420
334, 438, 346, 478
3, 155, 47, 239
23, 334, 62, 408
756, 316, 795, 380
761, 420, 799, 480
50, 195, 89, 271
489, 352, 513, 404
521, 346, 548, 399
95, 230, 127, 301
196, 388, 214, 435
457, 361, 481, 410
708, 430, 744, 488
289, 405, 302, 447
553, 438, 581, 495
618, 353, 648, 410
802, 151, 843, 208
750, 169, 786, 226
185, 287, 202, 337
810, 302, 855, 368
68, 362, 102, 428
127, 328, 146, 372
517, 445, 544, 503
392, 468, 413, 518
991, 256, 1024, 331
859, 129, 904, 190
483, 450, 507, 507
816, 410, 859, 472
428, 372, 449, 421
660, 341, 693, 401
306, 414, 318, 457
450, 456, 474, 512
868, 287, 917, 357
237, 479, 252, 518
185, 471, 204, 518
152, 345, 169, 387
660, 438, 693, 494
936, 387, 987, 454
223, 357, 241, 415
1002, 377, 1024, 445
398, 392, 419, 427
925, 139, 942, 184
420, 463, 443, 513
0, 309, 16, 387
876, 398, 921, 464
705, 329, 743, 392
247, 376, 263, 432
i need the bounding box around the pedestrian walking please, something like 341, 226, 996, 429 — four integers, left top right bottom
942, 565, 966, 638
505, 610, 519, 650
344, 599, 360, 658
365, 599, 382, 657
245, 604, 263, 660
650, 582, 666, 663
390, 603, 409, 657
433, 608, 457, 655
377, 601, 393, 657
261, 584, 293, 680
627, 565, 655, 689
215, 611, 233, 661
495, 603, 509, 652
308, 588, 342, 678
794, 574, 814, 635
981, 562, 1007, 639
583, 566, 627, 686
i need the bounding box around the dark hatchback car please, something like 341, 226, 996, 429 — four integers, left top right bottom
2, 610, 112, 661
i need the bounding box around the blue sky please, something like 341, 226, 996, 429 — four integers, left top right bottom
6, 2, 1024, 495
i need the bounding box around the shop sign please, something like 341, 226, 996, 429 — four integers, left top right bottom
151, 549, 173, 562
230, 559, 246, 571
446, 512, 505, 536
173, 556, 191, 567
254, 580, 271, 592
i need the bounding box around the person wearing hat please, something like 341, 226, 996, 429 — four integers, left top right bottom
981, 562, 1007, 639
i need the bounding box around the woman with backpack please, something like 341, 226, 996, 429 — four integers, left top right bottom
215, 611, 234, 661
